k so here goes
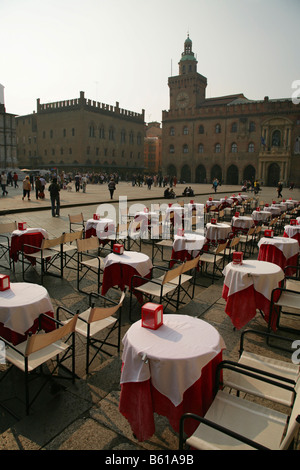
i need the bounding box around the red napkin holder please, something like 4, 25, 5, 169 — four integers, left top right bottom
265, 203, 269, 207
93, 214, 100, 220
113, 243, 124, 255
232, 252, 243, 265
0, 274, 10, 291
264, 229, 274, 238
190, 200, 194, 204
142, 303, 163, 330
235, 212, 240, 217
168, 203, 172, 207
18, 222, 27, 230
283, 199, 286, 202
177, 228, 184, 236
256, 207, 260, 211
211, 218, 217, 224
209, 197, 212, 201
290, 219, 297, 225
272, 200, 276, 204
144, 208, 149, 213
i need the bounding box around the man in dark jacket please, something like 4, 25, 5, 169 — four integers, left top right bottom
108, 178, 116, 199
48, 178, 60, 216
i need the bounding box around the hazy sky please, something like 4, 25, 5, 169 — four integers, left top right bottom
1, 0, 299, 122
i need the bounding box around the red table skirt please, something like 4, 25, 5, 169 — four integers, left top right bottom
101, 263, 151, 303
222, 284, 280, 330
119, 351, 223, 442
258, 244, 298, 276
85, 227, 114, 247
10, 232, 44, 264
283, 231, 300, 246
0, 311, 55, 346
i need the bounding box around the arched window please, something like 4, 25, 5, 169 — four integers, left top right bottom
183, 126, 189, 135
272, 130, 281, 146
170, 127, 175, 136
120, 130, 126, 143
215, 124, 221, 133
198, 125, 204, 134
183, 144, 189, 153
215, 143, 221, 153
231, 142, 238, 153
198, 143, 204, 153
249, 121, 256, 132
231, 122, 237, 132
169, 144, 175, 153
248, 142, 255, 153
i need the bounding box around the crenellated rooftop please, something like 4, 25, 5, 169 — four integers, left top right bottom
36, 91, 145, 121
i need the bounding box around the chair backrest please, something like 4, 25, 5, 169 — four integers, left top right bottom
279, 379, 300, 449
0, 221, 17, 234
230, 237, 240, 248
69, 213, 84, 224
76, 236, 100, 253
162, 264, 183, 284
248, 227, 256, 236
41, 234, 64, 250
181, 256, 200, 274
216, 241, 228, 254
25, 314, 78, 356
63, 230, 83, 244
88, 291, 125, 323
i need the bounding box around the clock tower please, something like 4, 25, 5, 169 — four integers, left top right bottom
169, 34, 207, 110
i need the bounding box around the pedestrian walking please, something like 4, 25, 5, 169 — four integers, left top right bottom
277, 181, 283, 198
48, 178, 60, 217
22, 175, 31, 200
13, 172, 19, 188
108, 178, 116, 199
35, 176, 42, 199
1, 172, 8, 196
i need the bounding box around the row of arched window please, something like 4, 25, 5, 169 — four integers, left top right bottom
89, 125, 142, 144
169, 142, 256, 154
169, 121, 256, 136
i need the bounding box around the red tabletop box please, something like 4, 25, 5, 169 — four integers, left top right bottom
113, 243, 124, 255
0, 274, 10, 291
264, 229, 274, 238
211, 218, 217, 224
141, 303, 163, 330
232, 252, 243, 265
290, 219, 297, 225
18, 222, 27, 230
235, 212, 240, 217
93, 214, 100, 220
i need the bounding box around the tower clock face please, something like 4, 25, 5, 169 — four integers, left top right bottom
176, 91, 189, 108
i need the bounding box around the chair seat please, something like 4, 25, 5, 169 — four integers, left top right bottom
286, 279, 300, 292
186, 390, 289, 450
75, 309, 117, 337
26, 248, 59, 259
5, 339, 69, 372
155, 239, 173, 247
81, 257, 104, 269
52, 244, 77, 254
275, 291, 300, 309
135, 279, 178, 297
200, 253, 223, 263
224, 351, 299, 407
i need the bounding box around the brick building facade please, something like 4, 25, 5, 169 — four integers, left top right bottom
0, 84, 17, 169
16, 91, 145, 177
162, 35, 300, 186
144, 121, 162, 173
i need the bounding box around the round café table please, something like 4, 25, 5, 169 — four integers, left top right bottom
85, 218, 115, 246
10, 228, 48, 263
283, 225, 300, 246
119, 314, 225, 441
205, 222, 231, 245
222, 260, 284, 331
252, 210, 272, 226
170, 233, 205, 267
258, 236, 299, 275
231, 215, 254, 234
101, 250, 153, 302
0, 282, 54, 345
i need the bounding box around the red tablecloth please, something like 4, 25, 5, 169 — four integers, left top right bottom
0, 312, 54, 346
10, 232, 45, 264
283, 227, 300, 246
119, 351, 222, 441
258, 244, 298, 276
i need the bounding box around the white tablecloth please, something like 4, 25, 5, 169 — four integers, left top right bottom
0, 282, 53, 335
252, 210, 272, 222
232, 216, 254, 230
12, 228, 49, 239
120, 314, 226, 406
173, 234, 205, 253
222, 260, 284, 300
86, 218, 114, 233
258, 236, 299, 260
265, 206, 281, 216
103, 250, 152, 277
284, 225, 300, 239
205, 222, 231, 242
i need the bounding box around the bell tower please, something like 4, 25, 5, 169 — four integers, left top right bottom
168, 35, 207, 110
